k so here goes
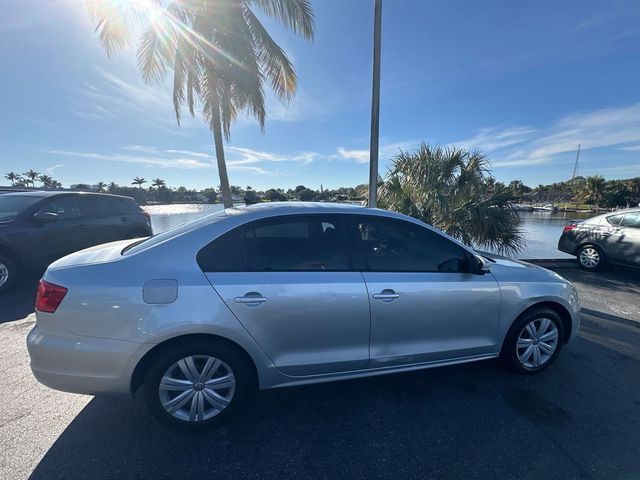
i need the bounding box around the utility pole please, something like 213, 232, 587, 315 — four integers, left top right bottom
571, 144, 581, 179
368, 0, 383, 208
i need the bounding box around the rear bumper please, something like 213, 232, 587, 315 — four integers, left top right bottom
27, 325, 151, 395
557, 234, 577, 256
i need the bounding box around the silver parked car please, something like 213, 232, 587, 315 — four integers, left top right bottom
558, 207, 640, 271
28, 203, 580, 430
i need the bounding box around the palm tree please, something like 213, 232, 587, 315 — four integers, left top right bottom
38, 174, 54, 189
88, 0, 315, 208
379, 144, 524, 255
95, 181, 107, 192
4, 172, 18, 185
152, 178, 166, 189
132, 177, 147, 189
24, 170, 40, 188
577, 175, 606, 208
108, 182, 118, 193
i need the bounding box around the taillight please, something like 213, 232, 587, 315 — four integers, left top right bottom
563, 224, 577, 233
35, 280, 68, 313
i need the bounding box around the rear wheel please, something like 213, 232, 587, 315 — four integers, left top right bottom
143, 340, 253, 430
577, 244, 605, 271
0, 254, 18, 294
502, 308, 563, 373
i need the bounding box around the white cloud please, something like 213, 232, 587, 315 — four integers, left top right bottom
336, 140, 420, 164
457, 103, 640, 169
226, 146, 317, 164
45, 164, 64, 175
48, 149, 213, 169
165, 149, 210, 158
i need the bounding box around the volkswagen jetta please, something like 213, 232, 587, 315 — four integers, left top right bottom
27, 203, 580, 429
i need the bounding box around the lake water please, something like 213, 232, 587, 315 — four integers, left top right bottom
143, 204, 593, 259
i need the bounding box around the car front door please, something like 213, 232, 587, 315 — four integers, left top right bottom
350, 215, 502, 367
199, 214, 371, 376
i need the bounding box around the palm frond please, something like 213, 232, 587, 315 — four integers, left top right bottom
247, 0, 315, 40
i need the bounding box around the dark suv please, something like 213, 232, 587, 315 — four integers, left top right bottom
0, 191, 152, 292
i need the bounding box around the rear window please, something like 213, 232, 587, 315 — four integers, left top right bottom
0, 195, 42, 222
123, 209, 229, 255
606, 213, 625, 226
112, 197, 140, 214
621, 212, 640, 228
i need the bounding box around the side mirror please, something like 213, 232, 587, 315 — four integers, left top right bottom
33, 212, 58, 224
473, 254, 491, 274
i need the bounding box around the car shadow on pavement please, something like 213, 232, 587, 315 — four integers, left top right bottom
27, 323, 640, 480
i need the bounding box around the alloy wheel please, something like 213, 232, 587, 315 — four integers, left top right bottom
516, 318, 559, 368
158, 355, 236, 422
0, 263, 8, 288
579, 247, 600, 269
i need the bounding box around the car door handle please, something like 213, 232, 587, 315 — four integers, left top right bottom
234, 293, 267, 306
373, 290, 399, 301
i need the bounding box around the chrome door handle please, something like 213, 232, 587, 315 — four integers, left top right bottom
234, 294, 267, 305
373, 290, 399, 301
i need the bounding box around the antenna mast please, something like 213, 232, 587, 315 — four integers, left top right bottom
571, 144, 581, 179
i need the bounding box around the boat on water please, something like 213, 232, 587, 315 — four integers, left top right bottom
509, 203, 534, 212
532, 204, 558, 212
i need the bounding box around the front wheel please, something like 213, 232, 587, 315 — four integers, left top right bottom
143, 341, 253, 430
502, 308, 564, 373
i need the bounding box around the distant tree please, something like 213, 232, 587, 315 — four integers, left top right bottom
73, 183, 91, 191
24, 170, 40, 187
244, 188, 258, 204
203, 188, 218, 204
230, 185, 244, 195
51, 180, 63, 189
132, 177, 147, 189
602, 180, 632, 208
107, 182, 118, 193
4, 172, 18, 185
156, 186, 174, 204
576, 175, 606, 207
294, 185, 308, 195
264, 188, 287, 202
379, 144, 524, 255
38, 174, 54, 189
297, 188, 316, 201
95, 181, 107, 192
151, 178, 166, 190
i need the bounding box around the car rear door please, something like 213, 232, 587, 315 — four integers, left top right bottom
80, 195, 125, 245
199, 214, 371, 376
349, 215, 502, 367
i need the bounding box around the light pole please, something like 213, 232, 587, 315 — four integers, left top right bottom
368, 0, 382, 208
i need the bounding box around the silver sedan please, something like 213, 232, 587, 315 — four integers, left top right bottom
27, 203, 580, 430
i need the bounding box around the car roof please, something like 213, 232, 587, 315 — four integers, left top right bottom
606, 207, 640, 214
232, 201, 366, 215
1, 191, 135, 201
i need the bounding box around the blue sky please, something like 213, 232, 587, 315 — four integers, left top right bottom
1, 0, 640, 190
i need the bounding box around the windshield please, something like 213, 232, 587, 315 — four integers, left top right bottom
122, 208, 230, 255
0, 195, 42, 222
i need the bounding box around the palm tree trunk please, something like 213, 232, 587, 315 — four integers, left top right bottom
211, 106, 233, 209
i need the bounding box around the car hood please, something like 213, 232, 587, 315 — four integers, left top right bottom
48, 238, 139, 270
480, 252, 568, 284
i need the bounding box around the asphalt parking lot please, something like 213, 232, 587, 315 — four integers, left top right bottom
1, 266, 639, 480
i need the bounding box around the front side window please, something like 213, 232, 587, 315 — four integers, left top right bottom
37, 197, 81, 220
351, 216, 469, 272
620, 212, 640, 228
0, 195, 42, 222
197, 215, 348, 272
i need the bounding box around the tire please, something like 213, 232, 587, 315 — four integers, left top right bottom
0, 254, 18, 295
501, 307, 564, 373
143, 340, 253, 430
577, 244, 605, 271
